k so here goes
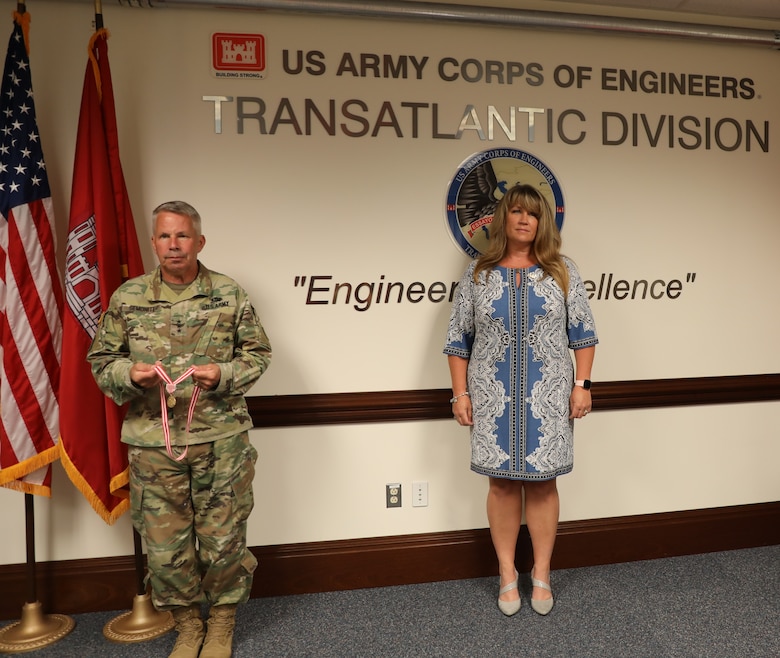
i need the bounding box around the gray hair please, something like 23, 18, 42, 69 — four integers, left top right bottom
152, 200, 202, 235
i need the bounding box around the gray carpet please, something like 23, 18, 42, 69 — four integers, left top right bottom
5, 545, 778, 657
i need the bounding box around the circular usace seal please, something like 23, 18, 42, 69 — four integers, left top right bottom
445, 148, 565, 258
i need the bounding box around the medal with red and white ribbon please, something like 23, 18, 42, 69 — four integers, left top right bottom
154, 364, 201, 461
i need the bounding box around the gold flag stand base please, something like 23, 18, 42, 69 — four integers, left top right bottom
103, 593, 174, 643
0, 601, 75, 654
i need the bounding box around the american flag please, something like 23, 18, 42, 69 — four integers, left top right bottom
0, 12, 63, 495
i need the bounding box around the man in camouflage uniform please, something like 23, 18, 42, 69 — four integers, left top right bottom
88, 200, 272, 658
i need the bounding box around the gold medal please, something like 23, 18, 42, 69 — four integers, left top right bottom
167, 394, 177, 408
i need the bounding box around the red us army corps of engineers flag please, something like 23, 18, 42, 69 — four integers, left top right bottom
0, 12, 63, 496
59, 27, 145, 524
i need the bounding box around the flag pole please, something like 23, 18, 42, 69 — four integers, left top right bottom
94, 0, 103, 30
0, 497, 75, 652
84, 0, 172, 642
102, 528, 174, 642
0, 1, 75, 647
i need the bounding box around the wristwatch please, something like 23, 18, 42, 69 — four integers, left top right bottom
574, 379, 592, 390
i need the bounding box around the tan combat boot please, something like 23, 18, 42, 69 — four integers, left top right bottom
169, 605, 205, 658
199, 604, 238, 658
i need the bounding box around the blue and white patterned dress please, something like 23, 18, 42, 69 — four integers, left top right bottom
444, 258, 598, 480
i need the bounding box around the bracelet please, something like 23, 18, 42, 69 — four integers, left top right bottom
449, 391, 469, 404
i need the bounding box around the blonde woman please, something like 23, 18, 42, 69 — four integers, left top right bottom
444, 184, 598, 616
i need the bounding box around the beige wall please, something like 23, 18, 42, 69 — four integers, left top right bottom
1, 1, 778, 564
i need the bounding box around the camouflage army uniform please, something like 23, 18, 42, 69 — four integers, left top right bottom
88, 263, 271, 610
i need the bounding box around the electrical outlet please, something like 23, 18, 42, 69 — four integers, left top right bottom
386, 483, 401, 508
412, 481, 428, 507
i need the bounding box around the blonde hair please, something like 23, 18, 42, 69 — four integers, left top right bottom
473, 184, 569, 296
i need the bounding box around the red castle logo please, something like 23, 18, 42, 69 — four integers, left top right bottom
212, 33, 265, 73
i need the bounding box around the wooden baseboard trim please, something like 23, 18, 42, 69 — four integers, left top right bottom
1, 501, 777, 621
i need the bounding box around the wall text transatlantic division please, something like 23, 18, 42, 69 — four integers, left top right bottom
202, 97, 767, 152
